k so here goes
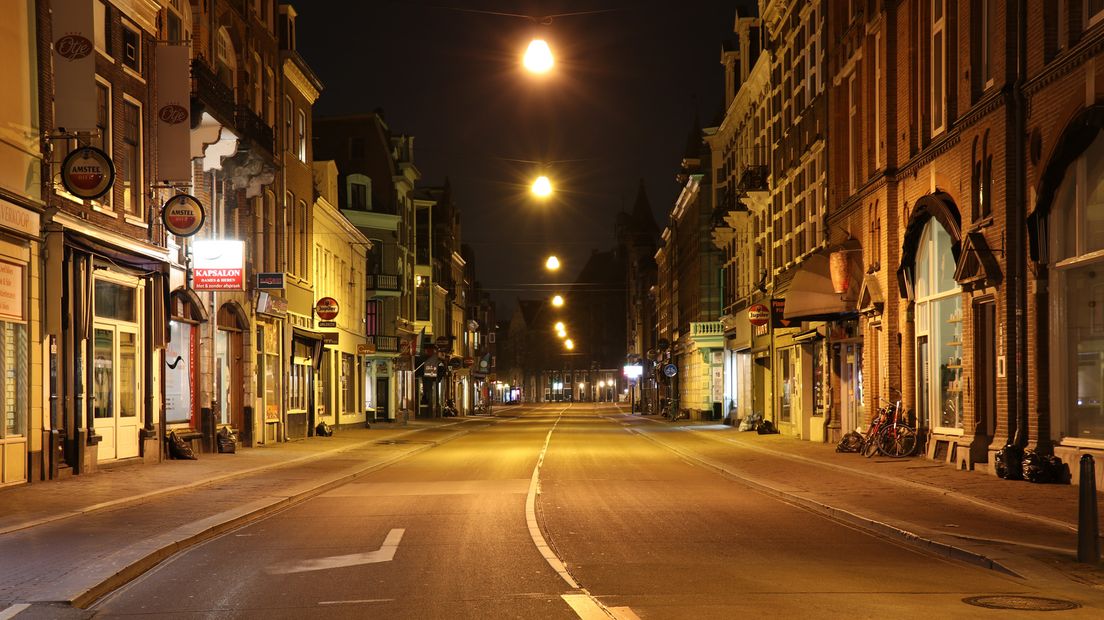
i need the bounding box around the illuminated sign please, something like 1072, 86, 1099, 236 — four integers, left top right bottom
192, 240, 245, 290
161, 194, 205, 237
623, 364, 643, 379
315, 297, 340, 320
61, 147, 115, 200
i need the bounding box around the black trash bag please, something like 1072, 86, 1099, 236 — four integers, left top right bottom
836, 431, 863, 453
995, 444, 1024, 480
315, 421, 334, 437
1022, 450, 1069, 484
168, 431, 197, 460
757, 420, 778, 435
216, 427, 237, 454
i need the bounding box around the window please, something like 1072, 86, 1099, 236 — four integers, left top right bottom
283, 97, 293, 151
216, 28, 236, 91
0, 262, 27, 439
931, 0, 947, 135
342, 353, 356, 414
94, 1, 111, 56
349, 136, 365, 158
95, 279, 136, 322
913, 220, 963, 431
122, 22, 140, 72
1091, 0, 1104, 27
93, 81, 110, 154
980, 0, 995, 87
848, 72, 859, 192
298, 200, 309, 275
265, 67, 275, 125
296, 109, 307, 162
1049, 130, 1104, 442
252, 52, 263, 113
874, 32, 882, 168
120, 100, 142, 217
286, 191, 296, 273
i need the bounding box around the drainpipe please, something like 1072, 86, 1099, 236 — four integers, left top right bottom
1011, 0, 1028, 449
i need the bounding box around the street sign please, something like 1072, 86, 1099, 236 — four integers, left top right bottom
318, 320, 337, 328
256, 272, 285, 289
663, 363, 678, 378
463, 356, 474, 368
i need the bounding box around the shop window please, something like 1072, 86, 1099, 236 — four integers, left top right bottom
342, 353, 356, 414
1, 322, 27, 438
120, 99, 143, 218
1050, 130, 1104, 442
165, 320, 196, 425
913, 220, 963, 431
778, 348, 794, 423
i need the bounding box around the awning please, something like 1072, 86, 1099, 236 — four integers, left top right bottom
783, 252, 861, 320
292, 326, 326, 341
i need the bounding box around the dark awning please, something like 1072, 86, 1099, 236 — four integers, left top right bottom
782, 252, 861, 320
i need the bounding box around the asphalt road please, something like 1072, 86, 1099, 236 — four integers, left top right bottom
89, 403, 1086, 619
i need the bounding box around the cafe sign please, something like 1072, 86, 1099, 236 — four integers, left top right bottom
161, 194, 205, 237
748, 303, 770, 327
315, 297, 340, 321
61, 147, 114, 200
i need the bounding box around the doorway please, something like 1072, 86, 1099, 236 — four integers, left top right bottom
215, 304, 245, 433
93, 325, 140, 461
973, 299, 997, 463
840, 343, 864, 432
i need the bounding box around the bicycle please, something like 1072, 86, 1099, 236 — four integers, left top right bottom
872, 400, 919, 458
859, 405, 890, 457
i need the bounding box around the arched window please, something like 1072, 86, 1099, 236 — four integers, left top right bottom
913, 219, 963, 432
215, 28, 236, 94
1049, 130, 1104, 443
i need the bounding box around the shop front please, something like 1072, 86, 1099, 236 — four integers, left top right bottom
165, 289, 205, 443
288, 325, 322, 439
0, 200, 38, 486
254, 294, 287, 444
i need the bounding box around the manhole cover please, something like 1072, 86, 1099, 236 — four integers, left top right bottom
962, 596, 1081, 611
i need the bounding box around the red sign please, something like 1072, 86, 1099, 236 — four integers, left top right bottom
315, 297, 340, 320
192, 240, 245, 291
748, 303, 770, 327
463, 356, 475, 368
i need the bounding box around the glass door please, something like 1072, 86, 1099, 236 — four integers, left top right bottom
93, 324, 139, 461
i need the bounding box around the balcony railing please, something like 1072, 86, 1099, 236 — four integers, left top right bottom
367, 273, 401, 298
737, 164, 769, 192
690, 321, 724, 337
366, 334, 400, 353
235, 105, 274, 155
191, 57, 235, 128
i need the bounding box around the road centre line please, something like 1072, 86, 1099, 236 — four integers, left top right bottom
526, 406, 628, 619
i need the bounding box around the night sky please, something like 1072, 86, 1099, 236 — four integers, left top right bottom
298, 1, 753, 315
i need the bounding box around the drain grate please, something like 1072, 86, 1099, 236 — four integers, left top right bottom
962, 595, 1081, 611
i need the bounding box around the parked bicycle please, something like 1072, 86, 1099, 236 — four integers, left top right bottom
860, 398, 919, 458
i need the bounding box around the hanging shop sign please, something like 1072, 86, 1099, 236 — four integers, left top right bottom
772, 298, 797, 329
315, 297, 339, 320
61, 147, 115, 200
192, 239, 245, 290
357, 343, 377, 355
449, 357, 463, 370
748, 303, 771, 327
257, 272, 285, 289
829, 250, 851, 294
161, 194, 205, 237
463, 356, 475, 368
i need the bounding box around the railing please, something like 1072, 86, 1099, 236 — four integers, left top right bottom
191, 57, 235, 127
235, 105, 274, 155
690, 321, 724, 338
367, 334, 399, 353
367, 273, 400, 293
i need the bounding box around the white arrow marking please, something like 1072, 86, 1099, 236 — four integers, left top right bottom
269, 528, 404, 574
0, 604, 30, 620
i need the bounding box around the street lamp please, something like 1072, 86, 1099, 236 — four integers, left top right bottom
554, 321, 565, 332
551, 294, 564, 307
523, 38, 554, 73
545, 255, 560, 270
531, 175, 553, 198
565, 339, 574, 350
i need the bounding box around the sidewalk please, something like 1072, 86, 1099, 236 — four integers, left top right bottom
617, 410, 1104, 603
0, 417, 487, 608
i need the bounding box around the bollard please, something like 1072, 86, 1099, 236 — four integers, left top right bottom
1078, 454, 1100, 564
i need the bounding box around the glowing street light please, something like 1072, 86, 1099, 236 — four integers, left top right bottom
531, 175, 553, 198
564, 339, 575, 350
554, 321, 565, 332
523, 39, 554, 73
551, 294, 564, 307
545, 255, 560, 270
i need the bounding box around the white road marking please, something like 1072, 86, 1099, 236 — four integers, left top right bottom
561, 594, 611, 619
608, 605, 642, 620
318, 599, 394, 605
0, 604, 30, 620
268, 528, 405, 574
528, 408, 636, 620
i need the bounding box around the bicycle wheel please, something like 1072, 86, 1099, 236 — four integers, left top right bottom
861, 430, 881, 457
877, 425, 918, 458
